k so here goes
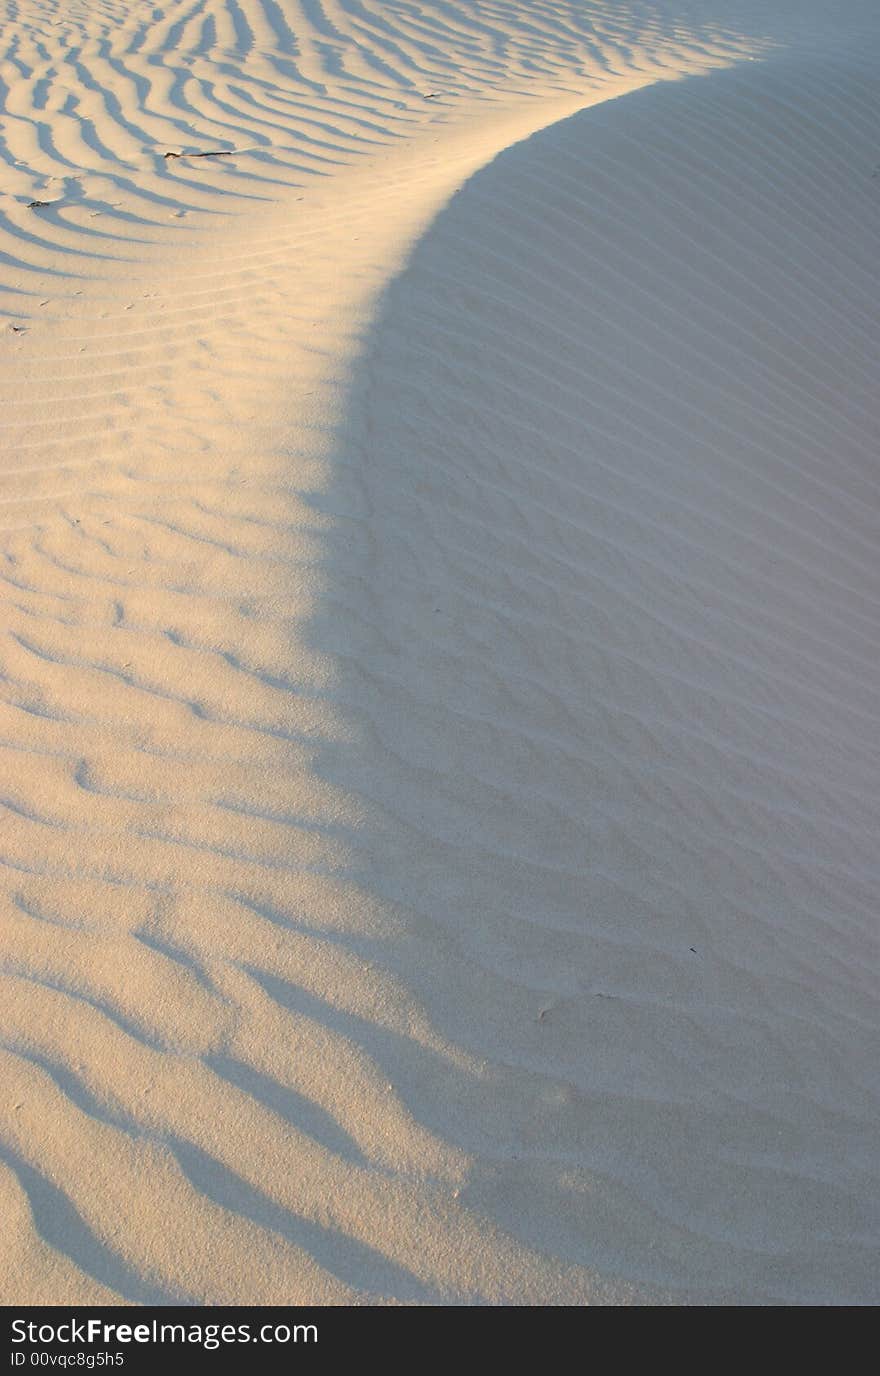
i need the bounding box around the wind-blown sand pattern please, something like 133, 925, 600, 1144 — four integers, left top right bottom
1, 0, 879, 1305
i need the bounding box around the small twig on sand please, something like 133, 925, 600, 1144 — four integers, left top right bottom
164, 149, 236, 159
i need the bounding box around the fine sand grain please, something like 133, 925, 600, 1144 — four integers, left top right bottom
1, 0, 878, 1304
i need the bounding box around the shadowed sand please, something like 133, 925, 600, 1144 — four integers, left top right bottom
1, 1, 879, 1305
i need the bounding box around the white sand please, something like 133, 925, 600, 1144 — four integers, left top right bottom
1, 0, 878, 1305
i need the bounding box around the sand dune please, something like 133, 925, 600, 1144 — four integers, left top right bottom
1, 1, 878, 1305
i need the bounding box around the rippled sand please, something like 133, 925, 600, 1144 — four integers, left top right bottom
1, 0, 878, 1304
